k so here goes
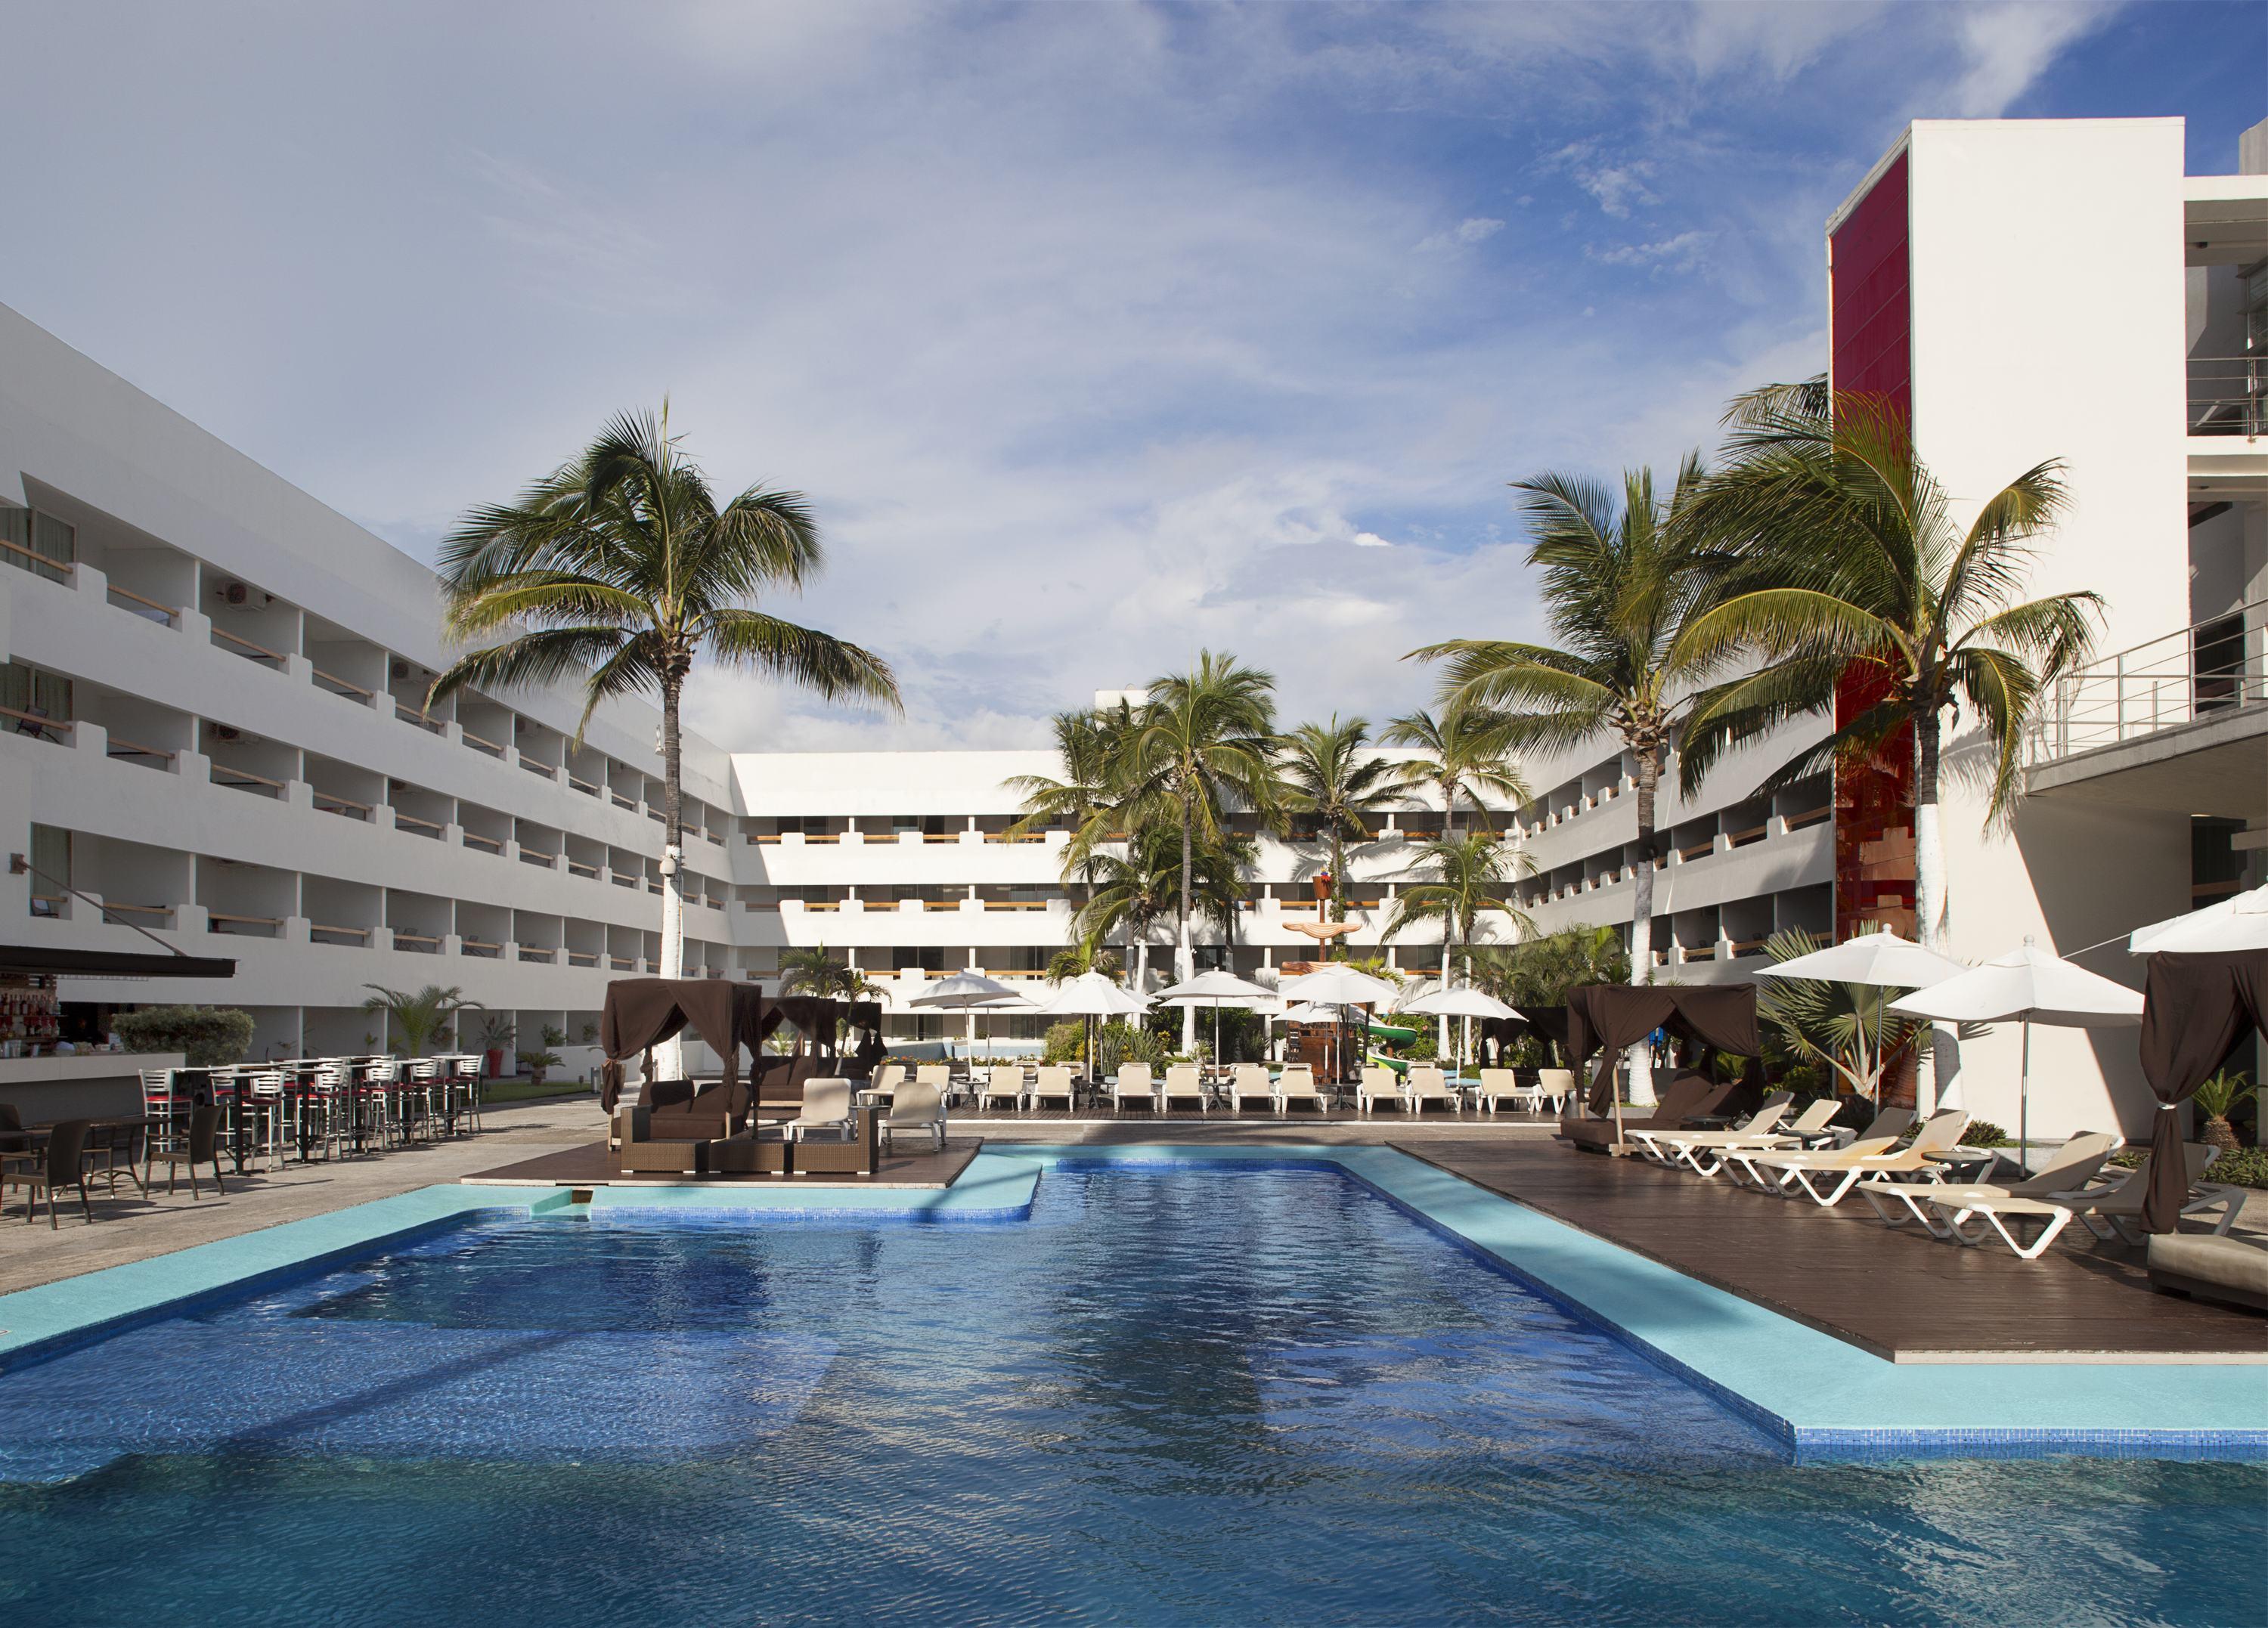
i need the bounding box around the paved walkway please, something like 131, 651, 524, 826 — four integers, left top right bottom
0, 1095, 608, 1295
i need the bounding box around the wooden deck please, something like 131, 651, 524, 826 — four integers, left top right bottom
467, 1140, 981, 1190
1402, 1138, 2268, 1364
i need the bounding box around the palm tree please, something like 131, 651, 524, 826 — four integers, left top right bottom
1004, 701, 1134, 911
429, 409, 900, 1029
1075, 822, 1182, 1000
1412, 457, 1715, 1103
777, 944, 877, 999
1380, 706, 1530, 838
1278, 716, 1395, 928
1043, 940, 1123, 983
1383, 832, 1533, 974
1196, 829, 1261, 966
1112, 652, 1283, 1047
361, 983, 483, 1057
1678, 387, 2099, 983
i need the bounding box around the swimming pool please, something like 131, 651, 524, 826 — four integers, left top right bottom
0, 1163, 2257, 1625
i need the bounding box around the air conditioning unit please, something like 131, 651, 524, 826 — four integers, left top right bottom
390, 660, 410, 680
211, 725, 241, 742
222, 581, 249, 605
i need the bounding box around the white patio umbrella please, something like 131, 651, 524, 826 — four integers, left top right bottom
1278, 964, 1401, 1082
2128, 881, 2268, 954
1756, 927, 1969, 1105
1027, 970, 1150, 1079
1399, 984, 1520, 1072
1889, 937, 2142, 1156
1154, 969, 1278, 1067
907, 970, 1023, 1066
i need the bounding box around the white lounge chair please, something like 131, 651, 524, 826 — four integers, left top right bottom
1476, 1068, 1539, 1115
1111, 1063, 1157, 1114
915, 1063, 956, 1110
1859, 1131, 2121, 1236
974, 1065, 1024, 1113
1721, 1105, 1913, 1190
1737, 1110, 1970, 1207
1920, 1147, 2229, 1262
1161, 1063, 1206, 1114
1402, 1066, 1458, 1116
785, 1078, 854, 1142
863, 1063, 907, 1108
1535, 1068, 1576, 1113
881, 1079, 946, 1153
1355, 1066, 1402, 1116
1637, 1094, 1836, 1178
1225, 1064, 1274, 1114
1631, 1094, 1791, 1165
1027, 1065, 1077, 1113
1275, 1065, 1327, 1116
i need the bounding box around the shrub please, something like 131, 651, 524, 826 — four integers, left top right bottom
116, 1005, 256, 1067
2207, 1146, 2268, 1190
1964, 1121, 2009, 1149
1042, 1020, 1088, 1064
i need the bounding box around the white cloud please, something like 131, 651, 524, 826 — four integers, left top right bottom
1590, 228, 1715, 272
1950, 2, 2125, 117
1415, 216, 1506, 252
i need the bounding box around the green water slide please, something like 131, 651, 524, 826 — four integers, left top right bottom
1367, 1020, 1419, 1047
1368, 1053, 1411, 1075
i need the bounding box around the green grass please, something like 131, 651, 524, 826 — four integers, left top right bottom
482, 1079, 594, 1105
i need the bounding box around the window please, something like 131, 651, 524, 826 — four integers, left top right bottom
891, 946, 945, 972
27, 824, 70, 916
0, 509, 73, 584
0, 660, 71, 740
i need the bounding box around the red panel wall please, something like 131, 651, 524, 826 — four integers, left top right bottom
1828, 152, 1916, 950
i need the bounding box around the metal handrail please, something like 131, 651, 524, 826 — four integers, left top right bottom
2187, 354, 2266, 438
2028, 595, 2267, 764
212, 626, 287, 665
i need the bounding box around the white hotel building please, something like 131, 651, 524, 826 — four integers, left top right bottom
3, 116, 2263, 1134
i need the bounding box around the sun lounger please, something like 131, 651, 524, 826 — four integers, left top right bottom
880, 1079, 945, 1153
1275, 1066, 1326, 1116
2022, 1144, 2241, 1246
1859, 1131, 2121, 1236
1110, 1063, 1157, 1114
1630, 1091, 1790, 1162
1476, 1069, 1538, 1114
1637, 1094, 1838, 1178
1557, 1075, 1732, 1154
1225, 1064, 1274, 1114
1535, 1068, 1576, 1113
784, 1078, 854, 1142
1737, 1110, 1969, 1207
1402, 1066, 1458, 1116
1356, 1066, 1402, 1116
974, 1065, 1024, 1112
1027, 1066, 1077, 1113
1720, 1105, 1913, 1190
1160, 1063, 1207, 1113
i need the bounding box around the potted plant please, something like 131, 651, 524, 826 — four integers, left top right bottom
2192, 1069, 2257, 1154
516, 1044, 565, 1089
475, 1014, 516, 1079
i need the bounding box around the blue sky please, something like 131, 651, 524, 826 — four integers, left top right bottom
5, 2, 2262, 751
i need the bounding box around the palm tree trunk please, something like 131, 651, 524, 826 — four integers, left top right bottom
1178, 800, 1196, 1051
1441, 775, 1456, 841
1911, 701, 1956, 1115
1626, 749, 1659, 1108
655, 671, 687, 1081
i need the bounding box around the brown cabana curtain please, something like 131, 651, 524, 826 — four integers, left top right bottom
1566, 983, 1766, 1116
597, 979, 759, 1113
2136, 950, 2268, 1233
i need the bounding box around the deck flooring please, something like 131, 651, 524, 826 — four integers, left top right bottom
1401, 1138, 2268, 1363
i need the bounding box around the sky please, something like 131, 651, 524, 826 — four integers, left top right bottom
5, 1, 2263, 754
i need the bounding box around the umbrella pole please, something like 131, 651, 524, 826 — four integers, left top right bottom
2019, 1019, 2031, 1170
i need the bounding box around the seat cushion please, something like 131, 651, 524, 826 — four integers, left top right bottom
2147, 1233, 2268, 1312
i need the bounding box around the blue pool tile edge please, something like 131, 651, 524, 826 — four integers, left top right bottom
1009, 1143, 2268, 1459
0, 1154, 1041, 1373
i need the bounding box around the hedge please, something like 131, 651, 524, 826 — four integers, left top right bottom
115, 1005, 256, 1068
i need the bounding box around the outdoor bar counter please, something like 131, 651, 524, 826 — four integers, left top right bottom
0, 1052, 180, 1125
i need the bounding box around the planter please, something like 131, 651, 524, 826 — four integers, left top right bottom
485, 1048, 503, 1079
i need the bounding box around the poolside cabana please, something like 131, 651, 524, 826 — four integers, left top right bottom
1560, 983, 1767, 1154
2136, 949, 2268, 1233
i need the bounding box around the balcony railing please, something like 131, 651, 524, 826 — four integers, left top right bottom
2028, 596, 2266, 764
2188, 355, 2266, 439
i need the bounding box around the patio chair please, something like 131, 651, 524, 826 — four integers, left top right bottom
1356, 1066, 1403, 1116
915, 1063, 959, 1110
1629, 1092, 1797, 1172
1, 1119, 94, 1227
1652, 1096, 1843, 1178
1275, 1066, 1327, 1116
1027, 1066, 1077, 1113
863, 1063, 907, 1110
1740, 1110, 1971, 1208
147, 1103, 228, 1199
1111, 1063, 1157, 1114
784, 1079, 855, 1142
1161, 1063, 1206, 1115
1402, 1066, 1458, 1116
1859, 1131, 2121, 1236
881, 1079, 946, 1153
974, 1065, 1024, 1113
1535, 1068, 1576, 1113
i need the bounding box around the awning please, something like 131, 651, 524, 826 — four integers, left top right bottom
0, 945, 237, 980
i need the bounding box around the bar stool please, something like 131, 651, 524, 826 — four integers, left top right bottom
139, 1067, 186, 1159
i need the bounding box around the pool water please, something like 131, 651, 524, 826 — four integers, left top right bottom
0, 1166, 2254, 1626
